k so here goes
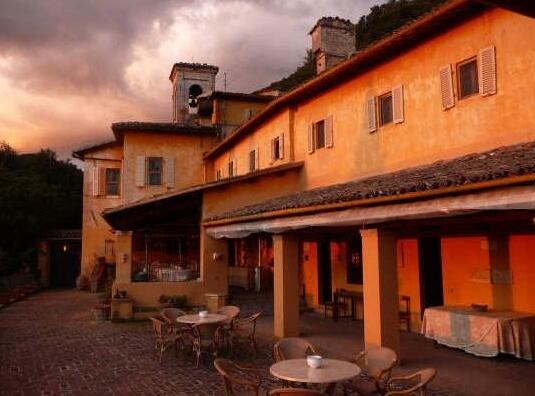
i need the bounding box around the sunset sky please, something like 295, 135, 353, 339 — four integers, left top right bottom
0, 0, 381, 159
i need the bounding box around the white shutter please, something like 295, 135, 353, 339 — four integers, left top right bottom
270, 138, 275, 163
439, 65, 455, 110
392, 85, 404, 124
233, 159, 238, 176
165, 157, 175, 188
255, 148, 259, 170
279, 133, 284, 159
308, 123, 315, 154
479, 46, 496, 96
92, 167, 99, 197
325, 115, 334, 148
366, 97, 377, 133
135, 156, 145, 187
98, 167, 106, 196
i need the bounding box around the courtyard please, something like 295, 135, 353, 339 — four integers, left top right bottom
1, 289, 534, 396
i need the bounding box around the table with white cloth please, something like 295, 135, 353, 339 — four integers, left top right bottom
422, 306, 535, 360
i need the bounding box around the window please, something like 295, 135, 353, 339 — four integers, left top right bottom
271, 136, 283, 161
105, 168, 120, 196
147, 157, 163, 186
315, 120, 325, 149
457, 58, 479, 99
378, 92, 393, 126
249, 150, 257, 172
228, 160, 235, 177
347, 236, 363, 285
216, 169, 222, 181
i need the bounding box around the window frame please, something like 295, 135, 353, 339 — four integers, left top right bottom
272, 136, 281, 161
228, 160, 235, 178
216, 169, 222, 181
249, 149, 257, 172
105, 168, 121, 197
378, 91, 394, 126
457, 57, 479, 100
314, 119, 326, 150
147, 157, 163, 186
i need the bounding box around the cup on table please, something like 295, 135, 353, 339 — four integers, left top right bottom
306, 355, 323, 369
198, 310, 208, 319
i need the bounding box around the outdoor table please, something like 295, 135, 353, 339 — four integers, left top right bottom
176, 313, 228, 325
422, 306, 535, 360
270, 358, 361, 395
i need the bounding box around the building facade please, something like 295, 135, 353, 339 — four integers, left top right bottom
90, 0, 535, 354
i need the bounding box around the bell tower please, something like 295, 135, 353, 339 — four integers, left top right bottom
310, 17, 355, 75
169, 62, 219, 123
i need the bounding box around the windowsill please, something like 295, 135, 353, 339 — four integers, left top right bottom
105, 195, 121, 199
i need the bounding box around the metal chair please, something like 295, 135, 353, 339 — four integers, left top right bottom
398, 296, 411, 332
384, 368, 436, 396
149, 315, 177, 363
344, 346, 398, 394
191, 323, 223, 367
230, 312, 261, 356
161, 308, 192, 352
273, 337, 319, 362
218, 305, 241, 349
214, 358, 262, 396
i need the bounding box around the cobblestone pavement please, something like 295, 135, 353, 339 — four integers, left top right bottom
1, 290, 534, 396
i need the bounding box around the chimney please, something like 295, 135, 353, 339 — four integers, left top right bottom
309, 17, 355, 75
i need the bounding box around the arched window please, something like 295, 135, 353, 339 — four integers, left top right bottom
188, 84, 203, 108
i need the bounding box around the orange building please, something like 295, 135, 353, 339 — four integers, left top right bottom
95, 0, 535, 356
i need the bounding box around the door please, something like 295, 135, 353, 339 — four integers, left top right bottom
50, 240, 81, 288
317, 240, 332, 304
419, 237, 444, 311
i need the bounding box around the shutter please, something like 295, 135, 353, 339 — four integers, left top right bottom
233, 159, 238, 176
255, 148, 259, 170
479, 46, 496, 96
308, 123, 315, 154
165, 157, 175, 188
439, 64, 455, 110
325, 115, 334, 148
392, 85, 404, 124
98, 167, 106, 196
279, 133, 284, 159
270, 138, 275, 162
135, 156, 145, 187
366, 97, 377, 133
91, 167, 99, 197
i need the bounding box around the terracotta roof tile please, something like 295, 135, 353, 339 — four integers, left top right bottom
206, 140, 535, 222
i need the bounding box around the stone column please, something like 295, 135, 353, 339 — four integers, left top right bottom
115, 231, 133, 284
360, 228, 400, 354
273, 233, 300, 338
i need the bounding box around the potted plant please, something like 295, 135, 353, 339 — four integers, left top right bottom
158, 294, 187, 309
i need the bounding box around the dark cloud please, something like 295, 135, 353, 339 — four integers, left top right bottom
0, 0, 382, 158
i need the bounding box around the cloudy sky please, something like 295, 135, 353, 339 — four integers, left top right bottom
0, 0, 381, 159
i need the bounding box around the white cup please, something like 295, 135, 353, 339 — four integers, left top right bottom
198, 310, 208, 318
306, 355, 323, 369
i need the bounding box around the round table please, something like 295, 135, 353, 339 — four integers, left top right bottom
270, 358, 360, 394
176, 313, 228, 325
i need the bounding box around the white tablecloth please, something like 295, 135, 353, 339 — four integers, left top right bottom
422, 306, 535, 360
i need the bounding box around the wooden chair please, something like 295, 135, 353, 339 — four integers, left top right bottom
218, 305, 241, 349
384, 368, 436, 396
214, 358, 262, 396
399, 295, 411, 332
230, 312, 261, 356
149, 315, 177, 363
273, 337, 319, 362
269, 388, 326, 395
344, 346, 398, 394
191, 323, 223, 367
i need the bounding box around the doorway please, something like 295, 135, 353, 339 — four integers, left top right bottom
317, 240, 332, 304
49, 240, 81, 288
419, 237, 444, 311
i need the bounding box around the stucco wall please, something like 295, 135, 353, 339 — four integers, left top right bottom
122, 131, 217, 203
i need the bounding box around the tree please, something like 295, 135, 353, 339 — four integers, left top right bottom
0, 142, 82, 275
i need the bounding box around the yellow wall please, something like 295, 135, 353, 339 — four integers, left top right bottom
123, 131, 216, 203
441, 236, 493, 308
300, 241, 318, 307
509, 235, 535, 313
207, 9, 535, 197
214, 98, 268, 129
211, 110, 293, 180
80, 144, 123, 276
397, 239, 421, 330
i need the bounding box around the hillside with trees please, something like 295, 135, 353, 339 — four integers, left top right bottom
0, 142, 82, 275
266, 0, 447, 92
